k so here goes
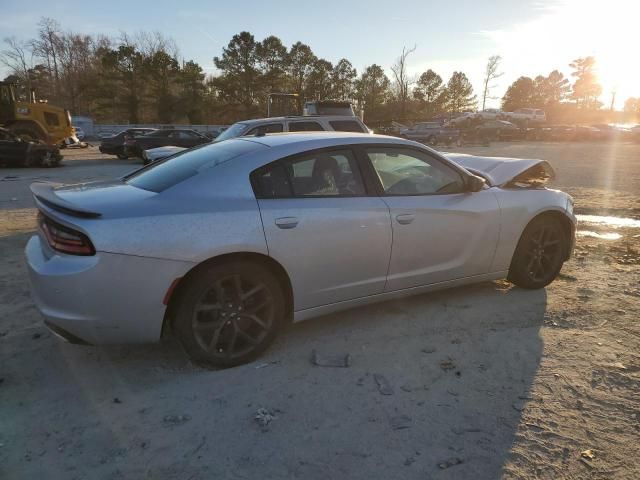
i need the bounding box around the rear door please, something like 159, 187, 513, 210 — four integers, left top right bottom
359, 145, 501, 291
253, 147, 392, 311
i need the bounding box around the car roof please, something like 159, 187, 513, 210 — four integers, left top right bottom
238, 116, 363, 126
236, 131, 404, 148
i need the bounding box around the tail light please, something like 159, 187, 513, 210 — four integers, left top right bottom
38, 212, 95, 256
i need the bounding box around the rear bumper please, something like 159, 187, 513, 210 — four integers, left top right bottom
26, 235, 193, 345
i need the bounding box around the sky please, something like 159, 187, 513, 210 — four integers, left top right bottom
0, 0, 638, 109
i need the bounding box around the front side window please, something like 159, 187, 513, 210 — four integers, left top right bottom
365, 148, 464, 195
288, 121, 324, 132
253, 149, 365, 198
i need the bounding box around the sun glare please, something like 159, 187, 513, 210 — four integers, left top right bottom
484, 0, 640, 108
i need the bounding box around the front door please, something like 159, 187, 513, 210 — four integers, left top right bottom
253, 147, 392, 311
360, 146, 501, 292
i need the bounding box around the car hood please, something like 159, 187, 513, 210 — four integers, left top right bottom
145, 145, 187, 160
445, 153, 554, 186
31, 180, 156, 218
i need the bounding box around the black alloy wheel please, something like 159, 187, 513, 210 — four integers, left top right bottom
175, 261, 285, 368
509, 217, 566, 289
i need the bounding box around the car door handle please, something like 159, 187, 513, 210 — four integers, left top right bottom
275, 217, 299, 229
395, 214, 415, 225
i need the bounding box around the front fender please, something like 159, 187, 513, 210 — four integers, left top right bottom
490, 188, 575, 271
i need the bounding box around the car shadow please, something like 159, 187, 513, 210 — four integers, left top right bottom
2, 227, 546, 479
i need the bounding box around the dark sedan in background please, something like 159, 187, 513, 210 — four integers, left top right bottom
99, 128, 156, 159
474, 120, 522, 141
124, 129, 211, 159
399, 121, 460, 146
0, 127, 62, 167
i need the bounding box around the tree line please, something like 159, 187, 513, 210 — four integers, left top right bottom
2, 18, 637, 125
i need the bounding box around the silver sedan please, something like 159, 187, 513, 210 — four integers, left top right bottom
26, 133, 576, 367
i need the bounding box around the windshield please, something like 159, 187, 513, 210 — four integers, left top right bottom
214, 122, 248, 142
125, 139, 262, 192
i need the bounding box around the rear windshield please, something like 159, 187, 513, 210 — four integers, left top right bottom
125, 140, 262, 192
214, 122, 248, 142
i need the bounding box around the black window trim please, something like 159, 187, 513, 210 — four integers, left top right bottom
353, 143, 470, 197
328, 119, 367, 133
250, 146, 372, 200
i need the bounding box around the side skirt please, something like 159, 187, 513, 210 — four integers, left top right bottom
292, 271, 508, 323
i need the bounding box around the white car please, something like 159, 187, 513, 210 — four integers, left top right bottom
503, 108, 546, 123
142, 115, 372, 165
476, 109, 503, 120
447, 112, 476, 126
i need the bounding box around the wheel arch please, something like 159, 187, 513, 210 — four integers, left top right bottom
161, 252, 294, 338
515, 209, 575, 262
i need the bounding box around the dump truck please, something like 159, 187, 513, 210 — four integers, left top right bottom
0, 82, 73, 145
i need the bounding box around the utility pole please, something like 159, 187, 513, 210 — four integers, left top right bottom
610, 90, 616, 111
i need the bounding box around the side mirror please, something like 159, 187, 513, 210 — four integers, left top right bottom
466, 174, 486, 192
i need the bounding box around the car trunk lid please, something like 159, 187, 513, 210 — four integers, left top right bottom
31, 180, 156, 218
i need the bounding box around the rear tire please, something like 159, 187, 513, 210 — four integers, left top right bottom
116, 153, 128, 160
174, 261, 285, 368
508, 216, 567, 289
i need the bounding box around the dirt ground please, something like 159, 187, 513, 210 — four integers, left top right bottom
1, 141, 639, 480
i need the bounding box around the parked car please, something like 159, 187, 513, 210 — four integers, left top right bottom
26, 132, 575, 368
445, 112, 477, 127
475, 108, 503, 120
124, 129, 210, 159
142, 145, 186, 165
590, 124, 630, 141
475, 120, 522, 141
144, 116, 373, 162
544, 124, 576, 141
0, 127, 62, 167
503, 108, 546, 124
99, 128, 157, 159
399, 122, 460, 145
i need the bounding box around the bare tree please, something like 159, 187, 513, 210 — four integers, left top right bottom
1, 37, 34, 94
481, 55, 503, 110
31, 17, 62, 97
390, 45, 416, 120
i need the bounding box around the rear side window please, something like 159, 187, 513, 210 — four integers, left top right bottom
245, 123, 283, 135
125, 140, 262, 192
252, 149, 365, 198
288, 121, 324, 132
329, 120, 366, 133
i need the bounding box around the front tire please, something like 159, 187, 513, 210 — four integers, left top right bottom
508, 216, 567, 289
174, 261, 285, 368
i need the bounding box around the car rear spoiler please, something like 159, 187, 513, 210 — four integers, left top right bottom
30, 182, 102, 218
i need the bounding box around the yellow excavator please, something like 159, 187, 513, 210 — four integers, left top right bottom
0, 81, 73, 145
